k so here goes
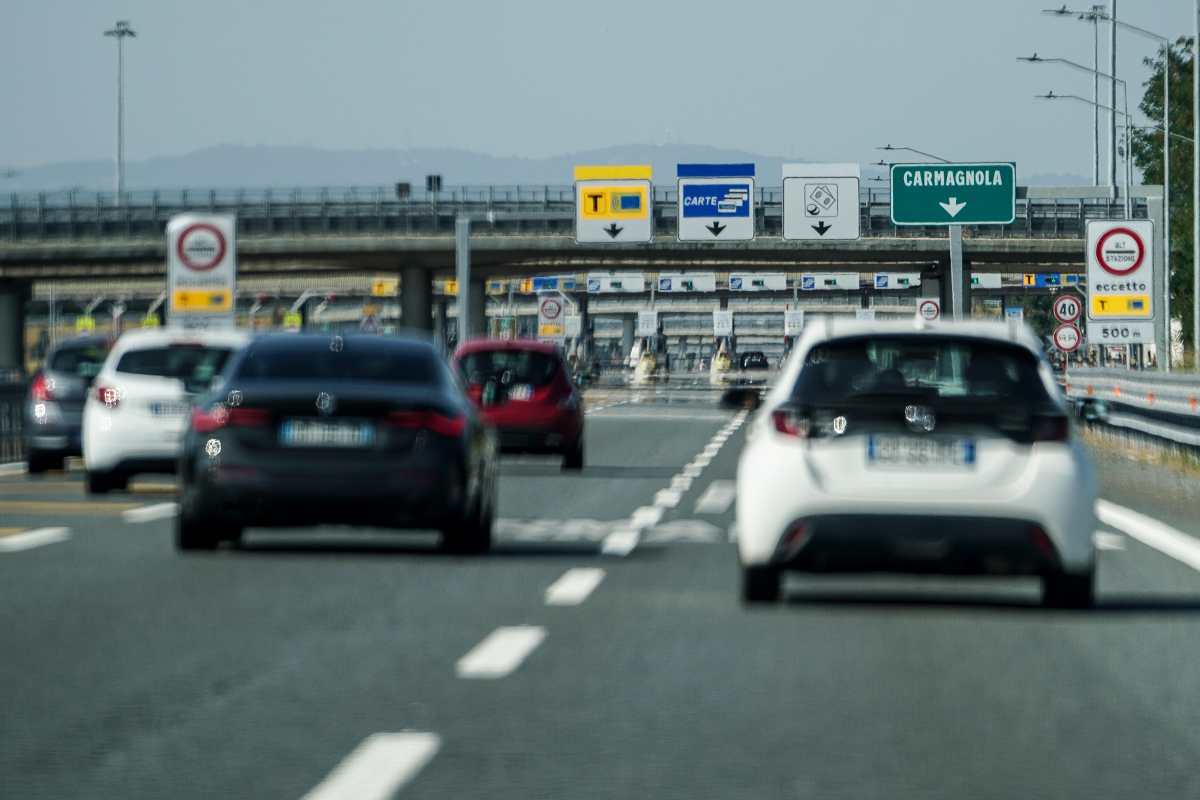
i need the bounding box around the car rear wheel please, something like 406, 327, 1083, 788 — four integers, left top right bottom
26, 450, 64, 475
176, 510, 241, 551
741, 565, 781, 605
1042, 569, 1095, 609
562, 438, 584, 471
86, 469, 128, 495
441, 493, 493, 555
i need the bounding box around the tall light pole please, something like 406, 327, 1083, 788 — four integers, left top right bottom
103, 20, 136, 200
1019, 54, 1131, 215
1034, 91, 1133, 217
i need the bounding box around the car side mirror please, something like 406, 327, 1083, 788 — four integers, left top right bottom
720, 387, 761, 411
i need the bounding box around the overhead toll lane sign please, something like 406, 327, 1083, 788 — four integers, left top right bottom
575, 165, 653, 244
782, 163, 861, 241
676, 163, 755, 241
890, 162, 1015, 225
1086, 220, 1155, 344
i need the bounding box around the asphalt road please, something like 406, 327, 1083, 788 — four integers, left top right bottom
3, 387, 1200, 799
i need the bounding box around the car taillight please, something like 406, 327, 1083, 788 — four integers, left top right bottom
31, 374, 54, 402
772, 408, 811, 438
95, 384, 120, 408
1031, 415, 1070, 442
387, 410, 467, 437
191, 406, 270, 433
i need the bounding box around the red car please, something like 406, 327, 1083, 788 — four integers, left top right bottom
453, 339, 584, 469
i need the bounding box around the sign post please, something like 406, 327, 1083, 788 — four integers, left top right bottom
166, 214, 237, 329
676, 164, 755, 241
1085, 220, 1155, 351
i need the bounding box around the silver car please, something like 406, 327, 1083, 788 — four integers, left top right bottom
23, 336, 111, 473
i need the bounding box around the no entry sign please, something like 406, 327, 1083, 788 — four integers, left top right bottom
166, 214, 237, 329
1094, 227, 1145, 276
1085, 219, 1154, 344
917, 299, 940, 321
1052, 323, 1082, 353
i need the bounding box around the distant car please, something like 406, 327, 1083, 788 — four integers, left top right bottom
23, 336, 111, 473
453, 339, 584, 469
740, 351, 770, 371
177, 334, 497, 552
82, 329, 250, 493
731, 319, 1098, 608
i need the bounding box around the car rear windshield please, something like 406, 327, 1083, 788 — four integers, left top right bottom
49, 344, 109, 377
116, 345, 234, 385
234, 342, 443, 384
791, 336, 1052, 407
457, 349, 559, 387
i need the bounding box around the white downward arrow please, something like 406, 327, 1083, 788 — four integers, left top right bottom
939, 197, 967, 217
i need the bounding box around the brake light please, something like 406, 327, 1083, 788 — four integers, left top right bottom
387, 410, 467, 437
190, 406, 270, 433
95, 384, 120, 409
31, 374, 54, 402
1031, 415, 1070, 443
772, 408, 811, 438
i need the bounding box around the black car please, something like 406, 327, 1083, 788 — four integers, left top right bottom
24, 336, 111, 473
740, 351, 770, 371
176, 334, 498, 553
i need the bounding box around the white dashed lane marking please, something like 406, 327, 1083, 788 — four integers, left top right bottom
302, 732, 441, 800
456, 625, 547, 679
694, 480, 737, 515
601, 528, 640, 556
122, 502, 179, 523
544, 567, 606, 606
0, 527, 71, 553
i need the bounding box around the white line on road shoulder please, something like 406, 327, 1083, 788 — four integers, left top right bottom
0, 527, 71, 553
456, 625, 547, 679
1093, 531, 1126, 551
122, 502, 179, 523
1097, 500, 1200, 571
544, 567, 606, 606
301, 732, 441, 800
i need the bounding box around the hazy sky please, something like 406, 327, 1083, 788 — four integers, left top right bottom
1, 0, 1194, 176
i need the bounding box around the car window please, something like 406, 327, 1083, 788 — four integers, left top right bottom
49, 344, 109, 378
116, 345, 235, 385
792, 336, 1050, 406
457, 350, 559, 387
235, 342, 443, 384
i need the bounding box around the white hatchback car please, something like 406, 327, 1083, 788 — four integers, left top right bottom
731, 318, 1098, 608
82, 328, 250, 493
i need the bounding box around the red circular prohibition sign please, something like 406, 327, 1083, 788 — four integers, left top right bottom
176, 223, 227, 271
1094, 226, 1145, 277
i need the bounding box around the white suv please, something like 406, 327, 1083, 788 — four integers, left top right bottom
82, 329, 250, 493
731, 318, 1098, 608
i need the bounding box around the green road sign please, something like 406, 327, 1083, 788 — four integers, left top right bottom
890, 162, 1015, 225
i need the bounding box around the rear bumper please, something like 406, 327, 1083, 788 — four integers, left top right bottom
771, 514, 1063, 576
489, 411, 582, 454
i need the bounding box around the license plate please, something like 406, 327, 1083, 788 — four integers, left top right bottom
279, 419, 375, 448
867, 436, 975, 468
508, 384, 533, 401
148, 401, 191, 417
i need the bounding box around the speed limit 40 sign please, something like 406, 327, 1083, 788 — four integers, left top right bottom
1052, 294, 1082, 324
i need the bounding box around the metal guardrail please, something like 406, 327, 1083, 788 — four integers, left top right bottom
1062, 368, 1200, 451
0, 382, 26, 463
1, 186, 1147, 242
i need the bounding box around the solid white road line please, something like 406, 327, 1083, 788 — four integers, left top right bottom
121, 502, 179, 523
694, 480, 737, 515
0, 461, 27, 476
1096, 500, 1200, 572
456, 626, 547, 679
654, 489, 682, 509
602, 528, 640, 557
0, 527, 71, 553
1093, 531, 1126, 551
544, 567, 606, 606
301, 732, 441, 800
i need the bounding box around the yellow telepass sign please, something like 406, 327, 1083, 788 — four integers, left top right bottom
172, 288, 233, 312
579, 185, 650, 219
371, 277, 398, 297
1090, 294, 1151, 318
574, 165, 654, 244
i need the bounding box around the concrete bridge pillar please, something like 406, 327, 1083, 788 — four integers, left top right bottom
400, 267, 432, 333
0, 280, 30, 378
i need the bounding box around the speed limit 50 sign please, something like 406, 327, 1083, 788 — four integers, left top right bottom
1085, 219, 1154, 344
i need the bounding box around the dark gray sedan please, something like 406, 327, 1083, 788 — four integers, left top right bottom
24, 336, 111, 473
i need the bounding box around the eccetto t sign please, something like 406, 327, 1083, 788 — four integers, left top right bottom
167, 214, 237, 329
1085, 220, 1154, 345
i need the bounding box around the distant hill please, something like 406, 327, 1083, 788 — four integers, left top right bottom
0, 145, 1093, 192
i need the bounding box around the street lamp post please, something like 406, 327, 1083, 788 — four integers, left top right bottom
103, 20, 136, 200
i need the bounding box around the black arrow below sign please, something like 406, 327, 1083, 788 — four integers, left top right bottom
706, 221, 726, 237
604, 223, 623, 239
811, 221, 832, 236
